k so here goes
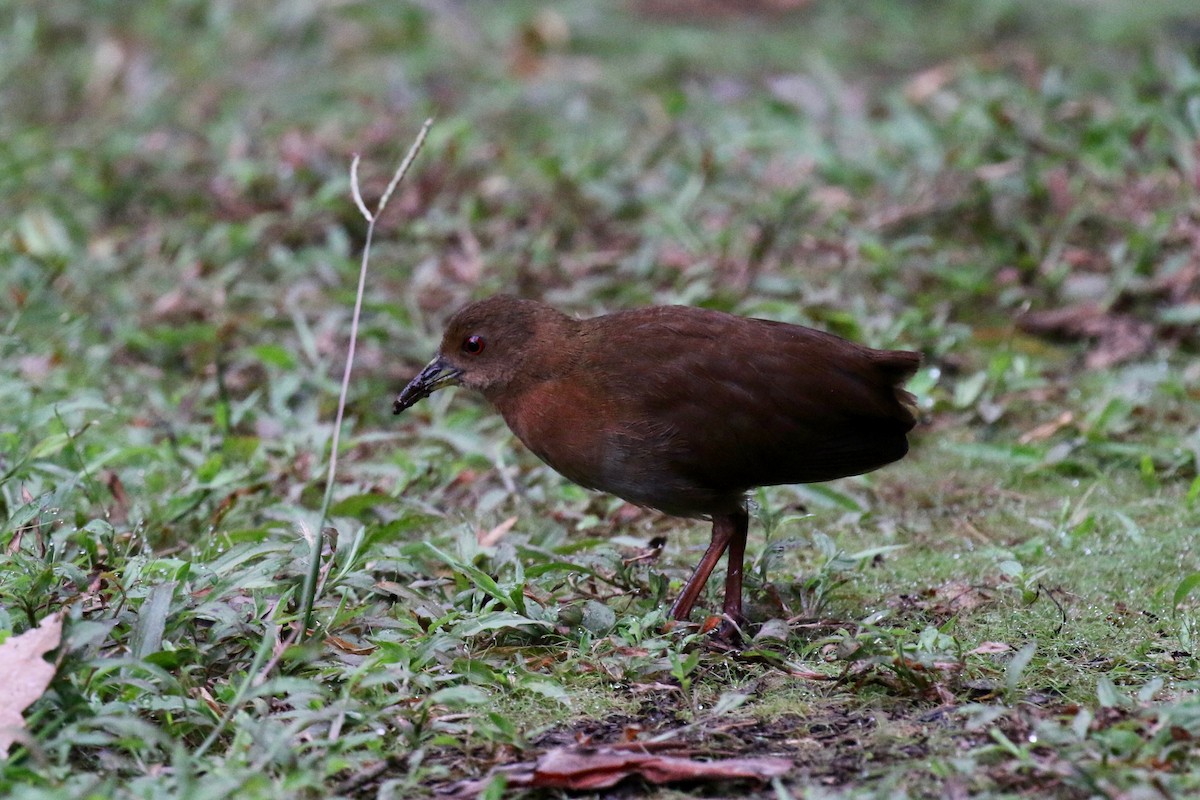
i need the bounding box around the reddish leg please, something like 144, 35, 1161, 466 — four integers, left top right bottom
668, 506, 750, 629
720, 506, 750, 630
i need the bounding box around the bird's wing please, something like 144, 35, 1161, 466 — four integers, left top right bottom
587, 307, 919, 494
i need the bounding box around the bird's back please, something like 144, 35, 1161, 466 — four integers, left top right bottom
575, 305, 920, 514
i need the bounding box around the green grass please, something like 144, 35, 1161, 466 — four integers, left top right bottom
3, 0, 1200, 797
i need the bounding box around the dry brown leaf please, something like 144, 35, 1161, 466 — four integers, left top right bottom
932, 683, 957, 705
373, 580, 407, 598
905, 64, 956, 103
327, 635, 377, 656
629, 681, 679, 695
443, 743, 791, 796
924, 581, 993, 616
944, 582, 990, 613
954, 516, 994, 545
192, 685, 223, 717
1018, 411, 1075, 444
7, 487, 37, 555
5, 531, 22, 556
1017, 305, 1156, 368
0, 612, 62, 757
969, 641, 1012, 655
1085, 317, 1158, 369
477, 515, 518, 548
1018, 304, 1108, 338
101, 469, 130, 525
533, 746, 791, 788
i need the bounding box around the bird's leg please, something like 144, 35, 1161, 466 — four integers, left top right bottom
668, 509, 742, 623
719, 505, 750, 634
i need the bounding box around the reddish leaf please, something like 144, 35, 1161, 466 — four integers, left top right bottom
443, 743, 791, 796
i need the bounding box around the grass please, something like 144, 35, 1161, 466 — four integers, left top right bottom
2, 0, 1200, 797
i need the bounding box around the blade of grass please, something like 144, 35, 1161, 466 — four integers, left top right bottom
132, 581, 176, 660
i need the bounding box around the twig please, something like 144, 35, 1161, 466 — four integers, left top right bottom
1035, 581, 1068, 636
299, 118, 434, 641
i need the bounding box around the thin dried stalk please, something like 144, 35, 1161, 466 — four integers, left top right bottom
299, 118, 434, 640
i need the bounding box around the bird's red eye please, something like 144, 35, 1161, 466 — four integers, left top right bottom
462, 335, 485, 355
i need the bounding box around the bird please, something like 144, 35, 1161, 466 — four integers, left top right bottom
394, 294, 920, 639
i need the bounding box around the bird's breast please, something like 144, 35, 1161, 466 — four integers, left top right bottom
492, 379, 724, 514
493, 380, 618, 491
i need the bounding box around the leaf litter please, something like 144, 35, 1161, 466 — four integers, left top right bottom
398, 702, 959, 799
441, 741, 791, 796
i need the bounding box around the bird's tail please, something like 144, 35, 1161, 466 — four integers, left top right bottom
873, 350, 922, 429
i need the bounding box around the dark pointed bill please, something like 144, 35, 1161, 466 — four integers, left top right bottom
393, 356, 463, 414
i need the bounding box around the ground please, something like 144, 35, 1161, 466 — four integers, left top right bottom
2, 0, 1200, 797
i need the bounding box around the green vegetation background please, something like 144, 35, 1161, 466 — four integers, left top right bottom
2, 0, 1200, 797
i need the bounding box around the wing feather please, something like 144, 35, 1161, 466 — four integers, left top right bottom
583, 306, 919, 503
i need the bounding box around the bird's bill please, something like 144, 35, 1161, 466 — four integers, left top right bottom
393, 356, 463, 414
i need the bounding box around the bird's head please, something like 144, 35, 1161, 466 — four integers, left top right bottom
393, 295, 574, 413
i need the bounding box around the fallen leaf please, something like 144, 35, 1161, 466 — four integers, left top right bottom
1018, 411, 1075, 444
931, 581, 993, 614
533, 746, 790, 788
1017, 305, 1156, 368
905, 64, 956, 103
7, 487, 38, 556
629, 681, 679, 694
969, 641, 1013, 655
477, 515, 518, 547
192, 685, 223, 717
327, 635, 377, 656
373, 580, 407, 597
0, 612, 62, 757
101, 470, 130, 524
442, 743, 791, 796
893, 581, 995, 618
932, 683, 957, 705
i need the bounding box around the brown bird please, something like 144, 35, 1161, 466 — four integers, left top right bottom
394, 295, 920, 638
